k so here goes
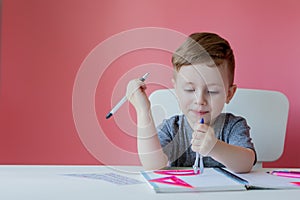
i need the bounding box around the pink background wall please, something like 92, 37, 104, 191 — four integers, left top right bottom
1, 0, 300, 167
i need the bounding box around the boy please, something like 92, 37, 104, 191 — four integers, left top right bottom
126, 32, 256, 173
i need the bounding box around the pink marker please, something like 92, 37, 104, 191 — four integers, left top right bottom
270, 171, 300, 178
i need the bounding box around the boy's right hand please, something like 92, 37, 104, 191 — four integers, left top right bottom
126, 79, 150, 113
191, 122, 218, 156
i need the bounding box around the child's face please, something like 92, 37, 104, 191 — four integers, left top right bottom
172, 64, 236, 126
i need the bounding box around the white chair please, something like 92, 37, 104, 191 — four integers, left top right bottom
149, 88, 289, 167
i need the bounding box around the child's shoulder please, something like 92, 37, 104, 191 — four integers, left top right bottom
223, 113, 247, 122
163, 114, 185, 125
219, 113, 249, 128
158, 114, 186, 129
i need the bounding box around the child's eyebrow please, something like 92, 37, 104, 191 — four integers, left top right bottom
185, 82, 194, 84
206, 83, 222, 87
184, 82, 222, 87
182, 81, 195, 85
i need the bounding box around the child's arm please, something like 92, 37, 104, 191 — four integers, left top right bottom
191, 123, 255, 173
208, 140, 255, 173
126, 79, 168, 170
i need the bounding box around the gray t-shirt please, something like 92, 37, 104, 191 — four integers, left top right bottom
157, 113, 256, 168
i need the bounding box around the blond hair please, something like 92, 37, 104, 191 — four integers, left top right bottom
172, 32, 235, 85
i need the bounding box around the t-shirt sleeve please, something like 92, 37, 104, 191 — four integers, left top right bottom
156, 116, 178, 164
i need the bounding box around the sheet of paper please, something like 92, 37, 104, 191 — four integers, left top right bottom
237, 170, 300, 189
63, 172, 144, 185
141, 168, 246, 193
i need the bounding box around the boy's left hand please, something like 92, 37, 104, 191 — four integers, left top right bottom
191, 122, 218, 156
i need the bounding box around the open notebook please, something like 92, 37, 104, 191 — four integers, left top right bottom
141, 168, 300, 193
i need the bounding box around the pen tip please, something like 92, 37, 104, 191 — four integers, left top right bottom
200, 118, 204, 124
106, 113, 113, 119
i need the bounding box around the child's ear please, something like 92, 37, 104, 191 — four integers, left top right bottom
226, 84, 237, 104
172, 78, 176, 89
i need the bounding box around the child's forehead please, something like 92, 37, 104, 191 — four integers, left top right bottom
175, 64, 227, 85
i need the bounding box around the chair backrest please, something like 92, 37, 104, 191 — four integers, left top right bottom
149, 88, 289, 165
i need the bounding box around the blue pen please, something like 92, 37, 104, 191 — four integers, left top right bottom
193, 118, 205, 174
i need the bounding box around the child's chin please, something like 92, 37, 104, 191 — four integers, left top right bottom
185, 115, 199, 124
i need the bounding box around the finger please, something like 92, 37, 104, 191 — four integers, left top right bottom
126, 80, 143, 99
128, 80, 146, 93
191, 144, 201, 152
193, 123, 208, 133
191, 137, 203, 146
192, 132, 202, 140
140, 83, 147, 91
134, 79, 147, 91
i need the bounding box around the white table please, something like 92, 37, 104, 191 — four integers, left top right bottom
0, 165, 299, 200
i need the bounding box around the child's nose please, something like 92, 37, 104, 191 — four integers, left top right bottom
194, 91, 207, 105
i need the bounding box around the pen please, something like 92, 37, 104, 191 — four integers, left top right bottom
105, 72, 150, 119
199, 118, 204, 174
193, 152, 200, 174
193, 118, 204, 174
215, 167, 249, 185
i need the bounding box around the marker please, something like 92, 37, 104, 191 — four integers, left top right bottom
105, 73, 150, 119
268, 170, 300, 178
193, 118, 205, 174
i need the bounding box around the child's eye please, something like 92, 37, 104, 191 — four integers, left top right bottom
208, 90, 219, 94
184, 88, 195, 92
